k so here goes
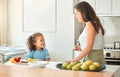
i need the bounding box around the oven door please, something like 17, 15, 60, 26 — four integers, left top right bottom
105, 58, 120, 65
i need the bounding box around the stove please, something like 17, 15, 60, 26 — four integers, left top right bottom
103, 47, 120, 65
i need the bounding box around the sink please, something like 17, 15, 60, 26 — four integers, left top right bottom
0, 45, 27, 63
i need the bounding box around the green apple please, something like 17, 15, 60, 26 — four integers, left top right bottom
89, 65, 97, 71
72, 65, 80, 71
70, 61, 78, 66
93, 62, 100, 69
81, 63, 89, 71
67, 64, 73, 70
85, 60, 93, 66
75, 63, 82, 67
62, 62, 70, 69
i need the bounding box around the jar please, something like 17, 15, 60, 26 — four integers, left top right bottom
114, 41, 120, 49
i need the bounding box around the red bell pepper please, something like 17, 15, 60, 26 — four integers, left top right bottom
14, 57, 21, 62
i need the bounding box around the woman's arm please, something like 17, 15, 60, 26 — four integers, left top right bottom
74, 22, 96, 61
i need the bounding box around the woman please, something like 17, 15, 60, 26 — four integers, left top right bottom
73, 1, 106, 64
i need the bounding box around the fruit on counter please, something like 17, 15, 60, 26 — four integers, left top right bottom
81, 63, 89, 71
14, 57, 21, 62
67, 64, 73, 70
85, 60, 93, 66
72, 65, 80, 71
9, 58, 15, 63
89, 64, 97, 71
9, 57, 21, 63
67, 61, 78, 70
60, 60, 102, 71
27, 58, 36, 62
70, 61, 78, 66
93, 62, 100, 69
72, 63, 82, 71
62, 62, 70, 69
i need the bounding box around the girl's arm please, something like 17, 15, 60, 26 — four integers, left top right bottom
74, 22, 96, 61
45, 58, 50, 61
44, 48, 50, 61
25, 51, 33, 60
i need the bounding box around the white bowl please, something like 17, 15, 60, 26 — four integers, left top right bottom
28, 61, 48, 68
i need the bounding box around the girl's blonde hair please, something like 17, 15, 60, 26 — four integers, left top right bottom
26, 32, 45, 51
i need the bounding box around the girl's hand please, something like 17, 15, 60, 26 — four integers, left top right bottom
45, 58, 50, 61
73, 45, 82, 51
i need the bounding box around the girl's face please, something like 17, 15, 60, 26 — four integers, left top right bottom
74, 9, 84, 23
33, 35, 45, 50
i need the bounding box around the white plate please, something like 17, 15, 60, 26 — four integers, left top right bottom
28, 61, 48, 68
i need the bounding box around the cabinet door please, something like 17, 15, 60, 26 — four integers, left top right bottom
80, 0, 96, 10
96, 0, 112, 16
23, 0, 56, 32
112, 0, 120, 15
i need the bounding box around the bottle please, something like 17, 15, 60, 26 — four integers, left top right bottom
114, 41, 120, 49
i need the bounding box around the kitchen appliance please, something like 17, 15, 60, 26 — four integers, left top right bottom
103, 47, 120, 65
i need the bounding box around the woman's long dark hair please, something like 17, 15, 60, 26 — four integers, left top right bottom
27, 32, 45, 51
74, 1, 105, 35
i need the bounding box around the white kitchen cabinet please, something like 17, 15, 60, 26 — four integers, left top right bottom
112, 0, 120, 15
96, 0, 111, 16
23, 0, 56, 32
96, 0, 120, 16
80, 0, 120, 16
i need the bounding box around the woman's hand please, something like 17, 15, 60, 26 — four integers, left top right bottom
73, 45, 82, 51
73, 58, 80, 62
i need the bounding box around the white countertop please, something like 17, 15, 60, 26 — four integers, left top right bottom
103, 65, 120, 77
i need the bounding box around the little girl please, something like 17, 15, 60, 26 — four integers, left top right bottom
26, 32, 50, 61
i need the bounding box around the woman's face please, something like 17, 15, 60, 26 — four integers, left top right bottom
33, 35, 45, 50
74, 9, 84, 23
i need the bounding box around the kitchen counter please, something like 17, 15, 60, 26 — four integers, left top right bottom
0, 45, 27, 63
104, 65, 120, 77
0, 51, 27, 63
0, 61, 119, 77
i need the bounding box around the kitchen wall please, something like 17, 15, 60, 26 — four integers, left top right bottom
75, 16, 120, 47
0, 0, 8, 44
7, 0, 74, 61
99, 16, 120, 47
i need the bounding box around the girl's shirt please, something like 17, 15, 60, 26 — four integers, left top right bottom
26, 48, 50, 61
79, 24, 104, 50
